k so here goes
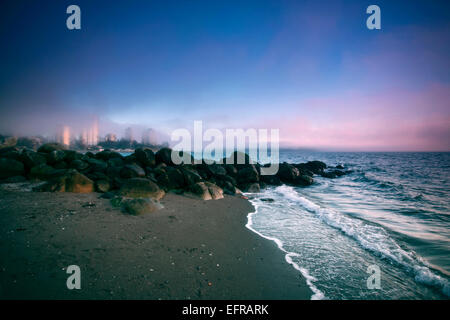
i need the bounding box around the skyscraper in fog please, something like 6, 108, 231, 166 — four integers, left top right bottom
124, 127, 133, 142
142, 128, 158, 145
56, 125, 71, 146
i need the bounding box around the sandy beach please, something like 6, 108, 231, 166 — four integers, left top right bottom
0, 186, 312, 300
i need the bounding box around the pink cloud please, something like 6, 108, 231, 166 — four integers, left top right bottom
255, 83, 450, 151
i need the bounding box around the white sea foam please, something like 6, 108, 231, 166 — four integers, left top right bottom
245, 198, 325, 300
274, 185, 450, 297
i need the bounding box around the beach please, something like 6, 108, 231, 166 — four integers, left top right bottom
0, 187, 312, 299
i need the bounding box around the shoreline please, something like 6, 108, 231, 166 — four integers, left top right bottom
0, 187, 312, 299
245, 197, 324, 300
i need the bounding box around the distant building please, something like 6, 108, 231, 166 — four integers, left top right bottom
105, 133, 117, 142
142, 128, 158, 145
56, 126, 71, 146
124, 127, 133, 142
80, 118, 99, 146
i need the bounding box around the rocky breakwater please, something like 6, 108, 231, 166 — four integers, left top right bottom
0, 144, 351, 215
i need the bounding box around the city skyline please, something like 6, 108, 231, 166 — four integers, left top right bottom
0, 0, 449, 151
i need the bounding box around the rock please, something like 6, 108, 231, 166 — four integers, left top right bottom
224, 164, 238, 176
260, 174, 282, 186
119, 178, 165, 200
237, 165, 259, 184
86, 158, 108, 173
53, 161, 68, 170
0, 146, 19, 155
135, 148, 156, 167
278, 163, 300, 183
121, 164, 146, 178
99, 192, 115, 199
63, 150, 82, 162
0, 136, 17, 149
301, 161, 327, 174
95, 150, 123, 161
223, 151, 253, 167
245, 183, 260, 193
106, 166, 122, 179
20, 150, 47, 170
108, 157, 124, 167
121, 198, 163, 215
36, 170, 94, 193
186, 182, 223, 200
0, 158, 25, 179
336, 164, 344, 169
87, 172, 108, 181
261, 198, 274, 202
206, 164, 227, 177
0, 175, 27, 183
37, 143, 67, 153
221, 181, 237, 195
69, 159, 89, 171
155, 147, 174, 166
29, 164, 62, 180
123, 154, 137, 164
46, 150, 65, 165
0, 150, 22, 162
293, 174, 314, 186
156, 167, 185, 190
95, 179, 110, 193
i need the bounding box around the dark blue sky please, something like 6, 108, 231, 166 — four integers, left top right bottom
1, 0, 449, 150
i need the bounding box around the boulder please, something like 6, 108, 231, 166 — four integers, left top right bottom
155, 147, 174, 166
0, 150, 22, 161
186, 182, 223, 200
224, 164, 238, 176
36, 170, 94, 193
123, 154, 137, 164
108, 157, 124, 167
135, 148, 156, 167
245, 183, 260, 193
301, 161, 327, 174
86, 158, 108, 173
260, 174, 282, 186
119, 178, 165, 200
0, 146, 19, 155
293, 174, 314, 186
69, 159, 89, 171
120, 164, 146, 178
37, 143, 67, 153
29, 164, 65, 180
237, 165, 259, 184
0, 158, 25, 179
95, 150, 123, 161
46, 150, 65, 165
1, 175, 27, 183
181, 168, 202, 186
121, 198, 163, 215
223, 151, 253, 167
53, 161, 68, 170
63, 150, 82, 163
156, 167, 185, 190
95, 179, 111, 193
20, 150, 47, 170
278, 163, 300, 183
206, 163, 227, 177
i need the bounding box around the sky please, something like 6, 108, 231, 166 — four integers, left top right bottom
0, 0, 449, 151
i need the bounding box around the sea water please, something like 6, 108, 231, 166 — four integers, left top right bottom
246, 151, 450, 300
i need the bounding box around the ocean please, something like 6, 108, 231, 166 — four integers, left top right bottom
246, 151, 450, 300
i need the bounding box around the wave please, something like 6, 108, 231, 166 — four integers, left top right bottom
274, 185, 450, 297
245, 200, 325, 300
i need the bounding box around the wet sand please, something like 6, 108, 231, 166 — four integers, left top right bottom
0, 186, 312, 299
